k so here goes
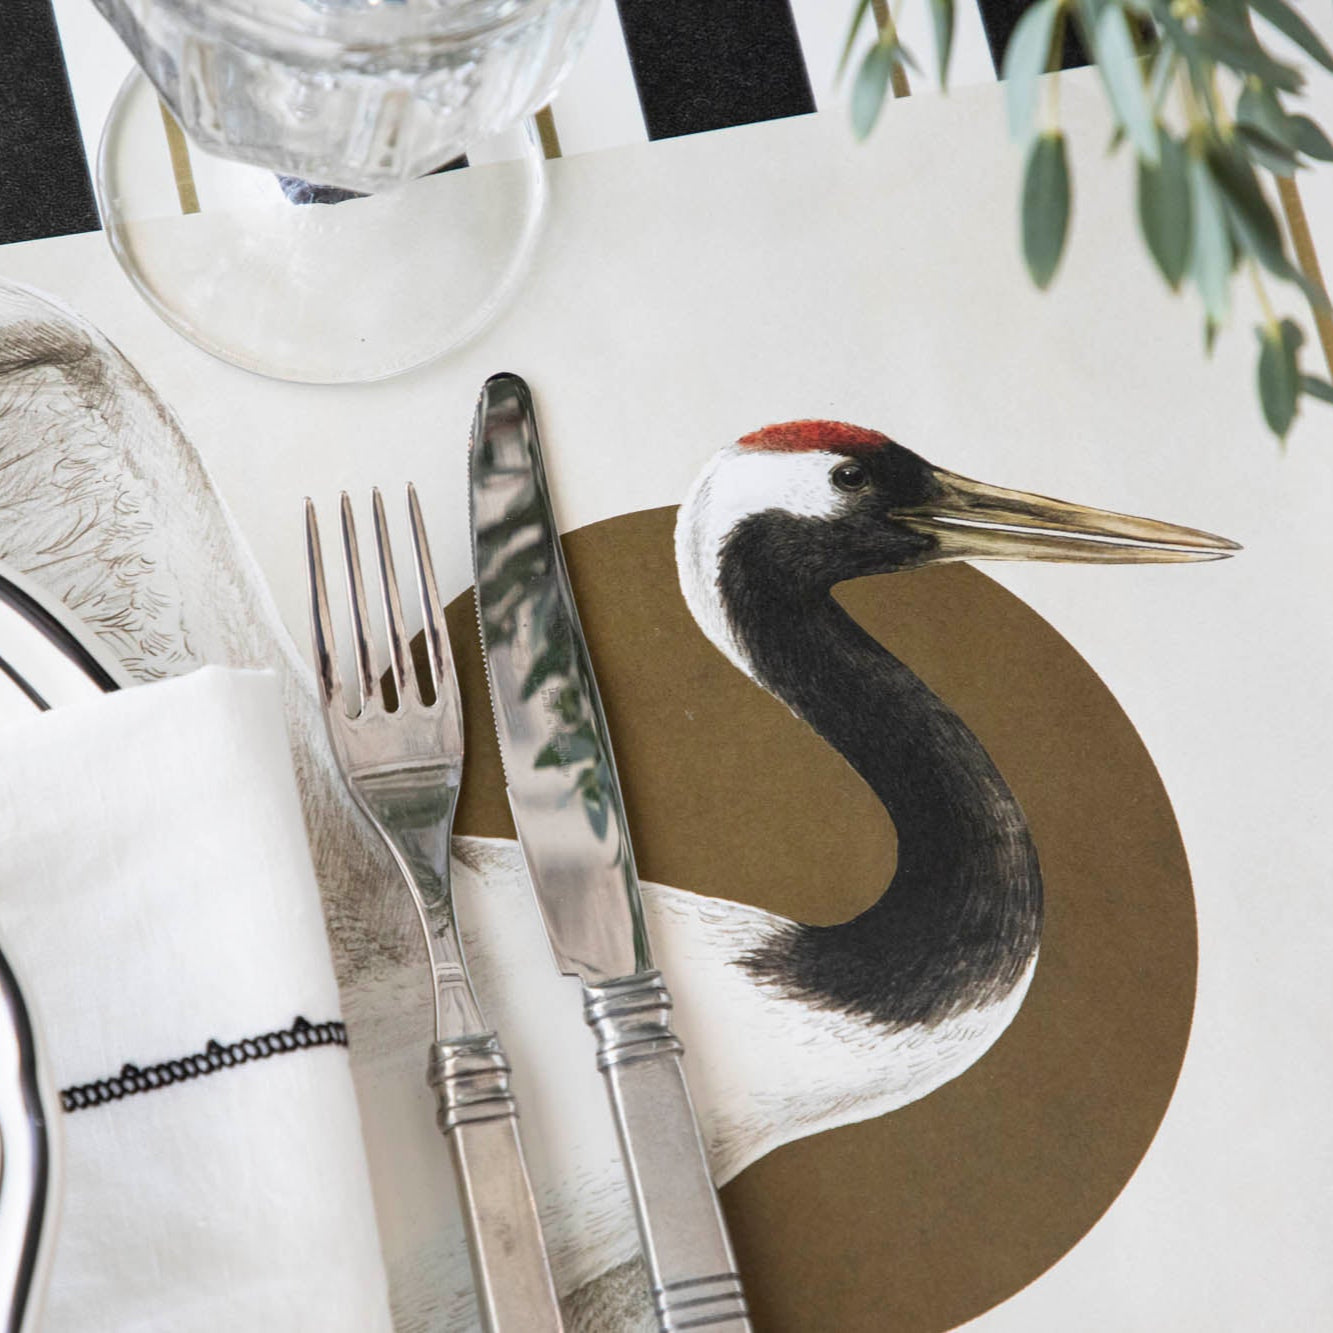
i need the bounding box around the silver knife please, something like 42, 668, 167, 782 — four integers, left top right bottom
469, 373, 751, 1332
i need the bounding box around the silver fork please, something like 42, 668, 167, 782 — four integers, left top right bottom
305, 486, 563, 1333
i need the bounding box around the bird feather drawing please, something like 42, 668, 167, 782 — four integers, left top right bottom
0, 280, 1235, 1331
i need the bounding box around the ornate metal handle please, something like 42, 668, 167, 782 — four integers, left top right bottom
584, 974, 751, 1332
427, 1035, 563, 1333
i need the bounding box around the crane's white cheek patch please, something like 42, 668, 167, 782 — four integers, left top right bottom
675, 445, 853, 673
701, 446, 853, 530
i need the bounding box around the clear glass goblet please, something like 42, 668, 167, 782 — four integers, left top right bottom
92, 0, 598, 382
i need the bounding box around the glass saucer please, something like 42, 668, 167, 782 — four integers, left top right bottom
96, 71, 547, 384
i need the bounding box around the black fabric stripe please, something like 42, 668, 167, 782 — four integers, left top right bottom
614, 0, 815, 141
60, 1016, 349, 1112
0, 0, 100, 245
976, 0, 1090, 74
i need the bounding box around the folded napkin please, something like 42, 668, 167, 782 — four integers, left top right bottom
0, 667, 393, 1332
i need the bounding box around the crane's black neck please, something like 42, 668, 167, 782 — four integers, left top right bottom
716, 512, 1042, 1030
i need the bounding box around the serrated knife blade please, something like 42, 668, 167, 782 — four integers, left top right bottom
468, 373, 650, 984
468, 373, 751, 1333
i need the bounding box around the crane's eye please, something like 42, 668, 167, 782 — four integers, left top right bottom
831, 462, 868, 492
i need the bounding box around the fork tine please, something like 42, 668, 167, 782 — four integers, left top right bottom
372, 487, 413, 706
339, 492, 377, 713
304, 499, 343, 712
406, 484, 461, 719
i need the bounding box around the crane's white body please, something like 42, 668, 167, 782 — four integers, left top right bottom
356, 836, 1036, 1330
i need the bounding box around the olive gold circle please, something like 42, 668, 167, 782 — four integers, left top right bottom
449, 505, 1196, 1333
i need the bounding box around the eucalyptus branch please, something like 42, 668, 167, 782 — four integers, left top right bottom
1249, 260, 1278, 328
843, 0, 1333, 441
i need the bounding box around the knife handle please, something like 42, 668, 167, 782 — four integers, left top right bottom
584, 974, 751, 1332
428, 1035, 564, 1333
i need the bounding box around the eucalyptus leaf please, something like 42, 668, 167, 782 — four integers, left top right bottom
1300, 374, 1333, 405
1235, 124, 1299, 176
1195, 11, 1305, 92
1148, 43, 1178, 113
1003, 0, 1062, 142
839, 0, 874, 78
1205, 142, 1290, 277
930, 0, 956, 88
1208, 157, 1329, 307
1292, 114, 1333, 162
1256, 318, 1303, 437
1149, 0, 1219, 115
1291, 269, 1331, 315
1138, 133, 1191, 289
1188, 155, 1233, 323
1068, 0, 1102, 52
1023, 132, 1072, 289
1236, 82, 1297, 149
852, 40, 895, 140
1248, 0, 1333, 74
1096, 7, 1159, 163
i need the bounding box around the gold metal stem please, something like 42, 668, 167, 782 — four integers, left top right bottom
871, 0, 912, 98
534, 105, 562, 160
1275, 174, 1333, 378
157, 101, 200, 215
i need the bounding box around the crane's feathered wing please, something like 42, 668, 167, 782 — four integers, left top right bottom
0, 281, 411, 977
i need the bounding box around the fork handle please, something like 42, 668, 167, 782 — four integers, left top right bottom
428, 1035, 563, 1333
584, 974, 751, 1332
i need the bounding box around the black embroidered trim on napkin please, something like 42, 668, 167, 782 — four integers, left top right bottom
59, 1016, 348, 1113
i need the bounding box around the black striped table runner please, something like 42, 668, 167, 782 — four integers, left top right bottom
0, 0, 99, 246
0, 0, 1088, 247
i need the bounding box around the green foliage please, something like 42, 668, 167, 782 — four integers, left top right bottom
842, 0, 1333, 441
1257, 317, 1303, 437
1003, 0, 1063, 140
1292, 114, 1333, 160
1138, 133, 1192, 289
1024, 133, 1072, 286
852, 40, 897, 139
840, 0, 876, 78
930, 0, 956, 87
1097, 7, 1159, 164
1188, 153, 1233, 322
853, 39, 916, 139
1300, 373, 1333, 403
1247, 0, 1333, 75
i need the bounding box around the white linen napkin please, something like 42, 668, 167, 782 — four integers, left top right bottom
0, 666, 393, 1332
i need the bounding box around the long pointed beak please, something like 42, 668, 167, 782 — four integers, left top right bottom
899, 469, 1240, 565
